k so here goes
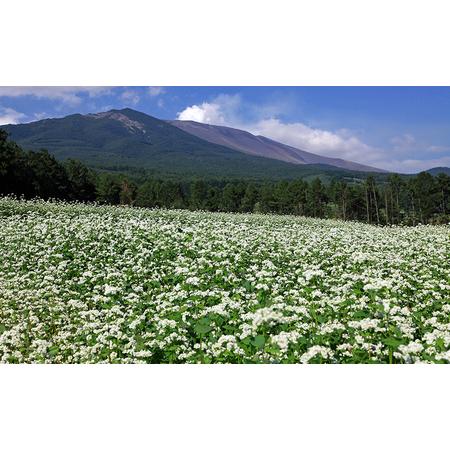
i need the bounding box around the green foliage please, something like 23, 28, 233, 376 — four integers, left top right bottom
1, 131, 449, 224
194, 318, 213, 336
0, 131, 95, 200
253, 335, 266, 349
1, 109, 388, 181
65, 159, 96, 201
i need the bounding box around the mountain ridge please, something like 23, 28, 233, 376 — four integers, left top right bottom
170, 119, 385, 173
425, 166, 450, 176
2, 108, 389, 180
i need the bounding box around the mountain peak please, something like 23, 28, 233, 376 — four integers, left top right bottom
1, 108, 387, 178
87, 109, 147, 133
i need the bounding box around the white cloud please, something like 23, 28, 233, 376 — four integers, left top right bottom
120, 90, 140, 105
0, 87, 111, 106
148, 87, 165, 97
391, 133, 416, 148
176, 94, 450, 173
178, 102, 224, 124
390, 133, 416, 150
379, 156, 450, 173
249, 118, 382, 162
177, 95, 384, 164
0, 107, 26, 125
177, 94, 240, 125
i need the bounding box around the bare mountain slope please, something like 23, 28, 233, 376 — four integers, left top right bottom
170, 120, 384, 173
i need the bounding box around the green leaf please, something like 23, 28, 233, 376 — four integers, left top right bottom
253, 335, 266, 349
194, 322, 212, 336
383, 337, 403, 348
48, 345, 59, 356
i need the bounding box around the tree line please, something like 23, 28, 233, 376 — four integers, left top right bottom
1, 130, 449, 224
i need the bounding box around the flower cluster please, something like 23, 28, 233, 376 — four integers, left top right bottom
0, 197, 448, 363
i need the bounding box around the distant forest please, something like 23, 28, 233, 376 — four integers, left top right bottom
1, 130, 449, 225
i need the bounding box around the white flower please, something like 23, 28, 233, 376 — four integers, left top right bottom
300, 346, 333, 364
104, 285, 118, 295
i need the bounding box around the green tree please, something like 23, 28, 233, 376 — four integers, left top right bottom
411, 172, 438, 223
307, 178, 327, 218
96, 174, 121, 204
27, 150, 71, 199
257, 183, 275, 213
240, 183, 259, 212
205, 186, 221, 211
135, 180, 158, 207
388, 173, 403, 223
222, 183, 241, 212
190, 180, 207, 210
435, 173, 450, 215
290, 179, 308, 215
65, 159, 96, 201
0, 130, 33, 197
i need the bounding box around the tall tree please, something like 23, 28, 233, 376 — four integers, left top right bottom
190, 180, 207, 210
65, 159, 96, 201
365, 175, 380, 224
388, 173, 403, 223
27, 150, 71, 199
290, 179, 308, 216
308, 178, 327, 218
96, 174, 121, 204
240, 183, 259, 212
435, 173, 450, 215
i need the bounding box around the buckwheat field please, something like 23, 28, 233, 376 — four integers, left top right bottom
0, 197, 449, 364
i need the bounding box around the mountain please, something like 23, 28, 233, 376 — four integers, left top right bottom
1, 108, 385, 180
170, 120, 384, 172
426, 167, 450, 176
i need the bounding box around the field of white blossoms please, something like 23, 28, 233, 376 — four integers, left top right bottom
0, 197, 449, 364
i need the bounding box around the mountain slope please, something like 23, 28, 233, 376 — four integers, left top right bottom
2, 108, 385, 180
426, 167, 450, 176
170, 120, 384, 173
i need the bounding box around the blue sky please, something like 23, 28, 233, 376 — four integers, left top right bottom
1, 86, 449, 172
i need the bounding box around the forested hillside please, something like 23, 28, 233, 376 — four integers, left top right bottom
1, 130, 449, 224
2, 109, 380, 181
